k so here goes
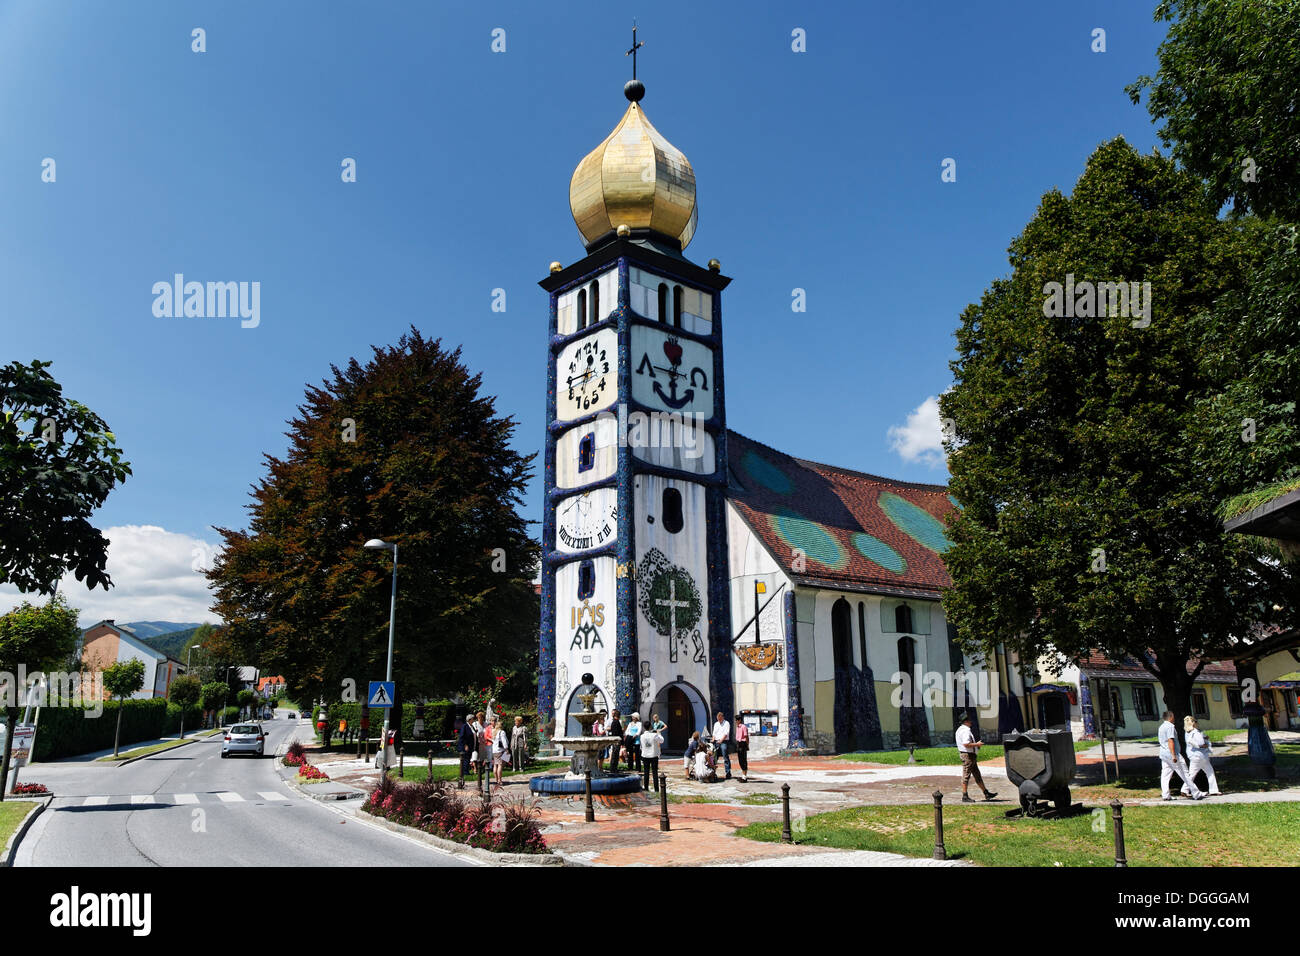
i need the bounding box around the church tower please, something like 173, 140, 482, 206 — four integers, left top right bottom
538, 54, 734, 745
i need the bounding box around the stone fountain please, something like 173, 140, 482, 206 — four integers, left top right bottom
530, 674, 642, 795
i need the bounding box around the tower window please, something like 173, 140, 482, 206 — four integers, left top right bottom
661, 487, 683, 534
895, 603, 913, 634
577, 559, 595, 601
657, 283, 668, 323
590, 281, 600, 326
858, 601, 867, 670
672, 285, 683, 328
897, 636, 918, 705
578, 433, 595, 473
576, 289, 587, 331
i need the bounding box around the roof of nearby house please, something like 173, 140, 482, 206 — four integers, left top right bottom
1078, 649, 1239, 685
256, 676, 285, 692
83, 620, 167, 661
726, 430, 956, 598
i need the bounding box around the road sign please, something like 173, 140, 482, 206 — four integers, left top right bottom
368, 681, 395, 708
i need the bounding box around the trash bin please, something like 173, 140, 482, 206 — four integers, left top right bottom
1003, 729, 1077, 817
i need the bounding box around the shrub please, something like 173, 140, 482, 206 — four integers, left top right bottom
361, 779, 547, 854
32, 698, 170, 761
12, 782, 49, 795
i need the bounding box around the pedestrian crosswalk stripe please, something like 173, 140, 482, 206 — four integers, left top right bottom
83, 796, 109, 806
130, 794, 155, 804
257, 792, 288, 801
78, 791, 293, 806
173, 793, 199, 804
216, 792, 244, 803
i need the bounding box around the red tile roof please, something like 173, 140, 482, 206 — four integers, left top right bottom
727, 430, 957, 596
1077, 650, 1238, 683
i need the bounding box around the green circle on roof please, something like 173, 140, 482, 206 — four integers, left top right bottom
850, 532, 906, 574
768, 508, 846, 570
741, 450, 793, 495
879, 492, 952, 554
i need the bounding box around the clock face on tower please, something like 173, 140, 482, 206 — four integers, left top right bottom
556, 487, 618, 553
557, 328, 618, 420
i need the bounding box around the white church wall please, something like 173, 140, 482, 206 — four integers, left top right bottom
557, 267, 618, 337
555, 418, 618, 488
633, 475, 710, 713
554, 555, 618, 724
628, 266, 712, 335
630, 419, 716, 474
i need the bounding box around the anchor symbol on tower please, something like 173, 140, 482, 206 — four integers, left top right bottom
637, 336, 706, 410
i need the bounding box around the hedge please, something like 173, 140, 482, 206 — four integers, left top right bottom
320, 700, 456, 742
32, 698, 170, 761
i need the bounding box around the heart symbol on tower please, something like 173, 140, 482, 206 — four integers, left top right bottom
663, 340, 683, 367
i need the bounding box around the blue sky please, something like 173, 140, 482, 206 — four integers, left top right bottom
0, 0, 1168, 623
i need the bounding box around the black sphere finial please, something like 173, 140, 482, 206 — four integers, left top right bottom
624, 78, 645, 102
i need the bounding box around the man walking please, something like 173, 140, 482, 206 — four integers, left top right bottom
955, 711, 997, 803
639, 720, 664, 791
1158, 711, 1204, 801
456, 715, 476, 789
711, 711, 732, 780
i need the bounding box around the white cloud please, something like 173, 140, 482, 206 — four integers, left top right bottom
887, 395, 947, 468
0, 525, 222, 628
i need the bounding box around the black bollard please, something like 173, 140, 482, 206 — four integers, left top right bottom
659, 773, 670, 832
1111, 800, 1128, 867
780, 783, 793, 843
399, 746, 405, 779
584, 770, 595, 823
932, 790, 946, 861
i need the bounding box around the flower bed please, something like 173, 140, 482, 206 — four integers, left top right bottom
297, 763, 330, 783
12, 782, 49, 796
361, 776, 548, 854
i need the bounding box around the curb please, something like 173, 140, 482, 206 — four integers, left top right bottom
2, 796, 51, 867
356, 811, 570, 866
101, 737, 203, 767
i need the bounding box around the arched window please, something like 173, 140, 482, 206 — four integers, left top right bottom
897, 636, 918, 705
577, 559, 595, 601
895, 603, 913, 634
857, 601, 868, 670
672, 285, 683, 328
657, 283, 668, 323
662, 487, 683, 534
578, 433, 595, 473
832, 598, 853, 669
590, 281, 600, 326
576, 289, 587, 331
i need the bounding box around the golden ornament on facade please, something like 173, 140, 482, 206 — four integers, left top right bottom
735, 643, 780, 671
569, 99, 698, 251
549, 261, 563, 273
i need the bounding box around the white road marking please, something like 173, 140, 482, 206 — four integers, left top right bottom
173, 793, 199, 804
130, 795, 155, 804
216, 792, 245, 803
257, 792, 288, 801
83, 796, 109, 806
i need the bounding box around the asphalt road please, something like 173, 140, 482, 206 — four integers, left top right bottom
12, 712, 474, 868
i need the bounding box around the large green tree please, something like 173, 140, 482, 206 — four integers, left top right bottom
0, 360, 131, 593
208, 328, 539, 710
1128, 0, 1300, 221
939, 139, 1286, 748
0, 594, 80, 799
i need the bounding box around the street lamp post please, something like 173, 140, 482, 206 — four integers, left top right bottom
364, 538, 399, 773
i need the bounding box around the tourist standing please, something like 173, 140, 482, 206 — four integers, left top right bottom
650, 712, 667, 743
1158, 711, 1204, 800
1183, 715, 1220, 797
606, 710, 624, 773
625, 712, 644, 774
955, 711, 997, 803
475, 711, 491, 791
492, 718, 509, 787
734, 714, 750, 783
511, 715, 529, 775
456, 715, 476, 789
639, 721, 664, 791
683, 731, 702, 780
593, 710, 607, 770
711, 712, 732, 779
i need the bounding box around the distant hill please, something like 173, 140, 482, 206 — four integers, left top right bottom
138, 626, 206, 662
123, 621, 204, 640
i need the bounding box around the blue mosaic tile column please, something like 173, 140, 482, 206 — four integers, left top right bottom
784, 590, 806, 749
613, 256, 639, 717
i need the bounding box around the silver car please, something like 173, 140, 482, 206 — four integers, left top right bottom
221, 723, 266, 758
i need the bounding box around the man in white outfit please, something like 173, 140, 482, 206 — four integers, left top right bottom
1183, 715, 1221, 796
1158, 711, 1204, 801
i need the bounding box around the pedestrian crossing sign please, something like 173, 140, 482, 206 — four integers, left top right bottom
368, 681, 395, 708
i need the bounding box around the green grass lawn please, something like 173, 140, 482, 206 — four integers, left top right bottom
1074, 743, 1299, 802
0, 800, 40, 847
96, 737, 198, 762
387, 760, 568, 784
835, 740, 1099, 766
737, 801, 1300, 866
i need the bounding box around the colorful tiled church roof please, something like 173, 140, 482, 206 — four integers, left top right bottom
727, 430, 957, 598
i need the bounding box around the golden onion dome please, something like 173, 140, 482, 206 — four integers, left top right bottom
569, 82, 697, 251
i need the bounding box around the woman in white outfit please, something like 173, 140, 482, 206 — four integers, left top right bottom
1184, 715, 1221, 796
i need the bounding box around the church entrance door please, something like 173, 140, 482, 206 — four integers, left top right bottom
666, 686, 691, 751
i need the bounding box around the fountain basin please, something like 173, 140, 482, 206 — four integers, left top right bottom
529, 735, 643, 795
